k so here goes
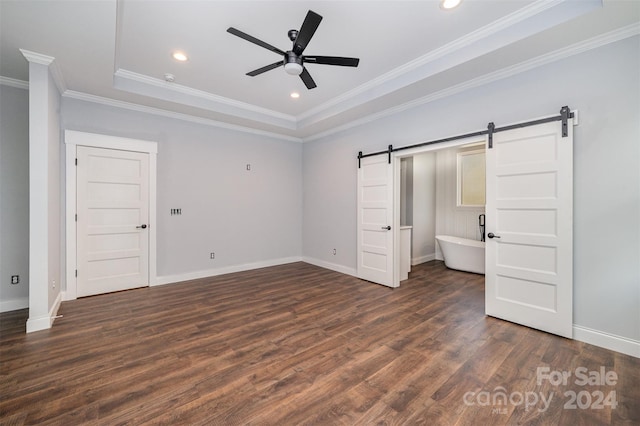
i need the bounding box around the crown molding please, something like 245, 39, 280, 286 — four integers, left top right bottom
0, 76, 29, 90
19, 49, 67, 94
19, 49, 55, 66
113, 69, 297, 130
296, 0, 602, 129
302, 24, 639, 143
63, 90, 303, 143
107, 0, 600, 133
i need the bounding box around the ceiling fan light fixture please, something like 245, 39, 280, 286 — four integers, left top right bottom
440, 0, 462, 10
227, 10, 360, 89
284, 52, 304, 75
284, 62, 303, 75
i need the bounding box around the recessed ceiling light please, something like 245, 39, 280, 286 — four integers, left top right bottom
440, 0, 462, 10
290, 92, 300, 99
172, 51, 188, 62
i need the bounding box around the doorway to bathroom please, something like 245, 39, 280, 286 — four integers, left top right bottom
398, 141, 486, 276
357, 108, 575, 338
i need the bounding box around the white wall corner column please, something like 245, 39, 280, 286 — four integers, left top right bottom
22, 50, 64, 332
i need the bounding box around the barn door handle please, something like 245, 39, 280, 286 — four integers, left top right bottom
487, 232, 500, 239
381, 226, 391, 230
136, 224, 148, 229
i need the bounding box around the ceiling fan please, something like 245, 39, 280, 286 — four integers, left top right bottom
227, 10, 360, 89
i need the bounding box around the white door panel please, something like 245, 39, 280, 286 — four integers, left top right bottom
486, 118, 573, 338
77, 146, 150, 297
357, 155, 394, 287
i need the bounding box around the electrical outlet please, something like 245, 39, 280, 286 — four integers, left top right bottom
210, 252, 215, 259
333, 248, 337, 255
11, 275, 19, 284
246, 164, 251, 171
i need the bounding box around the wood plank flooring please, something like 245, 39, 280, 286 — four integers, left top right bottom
1, 261, 638, 425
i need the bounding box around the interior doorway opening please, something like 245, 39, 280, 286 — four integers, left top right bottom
393, 137, 486, 286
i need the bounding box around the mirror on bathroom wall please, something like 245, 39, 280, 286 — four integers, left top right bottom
457, 148, 485, 207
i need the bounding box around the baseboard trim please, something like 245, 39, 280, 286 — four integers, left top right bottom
26, 291, 62, 333
155, 256, 303, 286
412, 253, 436, 266
0, 297, 29, 313
301, 257, 358, 277
573, 325, 640, 358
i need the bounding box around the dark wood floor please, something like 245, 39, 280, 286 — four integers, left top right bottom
1, 261, 638, 425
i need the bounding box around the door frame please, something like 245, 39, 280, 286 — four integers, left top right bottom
64, 130, 158, 300
392, 136, 485, 287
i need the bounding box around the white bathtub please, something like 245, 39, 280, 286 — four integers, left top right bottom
436, 235, 485, 275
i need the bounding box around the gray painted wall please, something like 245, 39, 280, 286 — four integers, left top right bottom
302, 36, 640, 342
61, 99, 303, 280
0, 85, 29, 310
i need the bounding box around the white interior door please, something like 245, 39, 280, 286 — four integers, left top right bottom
357, 155, 395, 287
76, 146, 150, 297
485, 118, 573, 338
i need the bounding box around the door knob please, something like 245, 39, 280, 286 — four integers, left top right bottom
487, 232, 500, 239
381, 226, 391, 230
136, 224, 148, 229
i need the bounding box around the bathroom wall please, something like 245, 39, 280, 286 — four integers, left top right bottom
434, 147, 485, 260
412, 152, 437, 264
399, 157, 413, 227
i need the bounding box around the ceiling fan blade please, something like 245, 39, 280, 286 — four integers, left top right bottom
227, 27, 285, 56
299, 68, 317, 89
303, 56, 360, 67
293, 10, 322, 55
247, 61, 283, 76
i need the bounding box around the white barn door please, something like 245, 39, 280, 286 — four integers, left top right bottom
485, 118, 573, 338
357, 155, 395, 287
76, 146, 150, 297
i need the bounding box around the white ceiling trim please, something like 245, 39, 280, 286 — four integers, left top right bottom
7, 19, 634, 145
19, 49, 55, 66
63, 90, 303, 143
110, 0, 601, 133
303, 23, 639, 143
112, 1, 298, 130
297, 0, 602, 128
113, 69, 298, 130
298, 0, 563, 123
296, 0, 603, 129
19, 49, 67, 94
0, 76, 29, 90
111, 0, 299, 132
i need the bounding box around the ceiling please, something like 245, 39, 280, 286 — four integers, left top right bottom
1, 0, 638, 141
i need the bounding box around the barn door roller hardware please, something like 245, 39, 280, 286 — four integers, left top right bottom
357, 106, 574, 165
487, 122, 496, 149
560, 105, 571, 137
